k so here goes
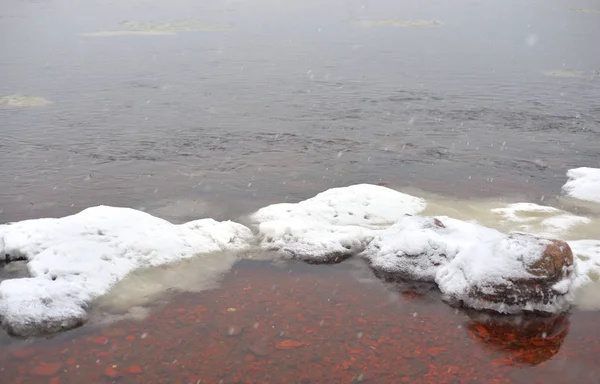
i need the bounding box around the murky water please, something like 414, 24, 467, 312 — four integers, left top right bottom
1, 0, 599, 222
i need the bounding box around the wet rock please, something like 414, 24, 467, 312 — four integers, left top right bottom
363, 216, 471, 282
470, 234, 574, 309
31, 362, 63, 377
227, 325, 243, 337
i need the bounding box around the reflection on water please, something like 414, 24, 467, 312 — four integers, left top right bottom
465, 311, 569, 366
1, 260, 599, 382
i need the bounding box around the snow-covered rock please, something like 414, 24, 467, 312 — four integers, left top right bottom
364, 215, 576, 314
250, 184, 426, 262
436, 233, 575, 314
0, 206, 253, 336
562, 167, 600, 203
362, 216, 502, 281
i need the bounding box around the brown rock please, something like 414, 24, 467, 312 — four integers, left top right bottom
31, 362, 63, 377
472, 233, 574, 308
527, 238, 573, 279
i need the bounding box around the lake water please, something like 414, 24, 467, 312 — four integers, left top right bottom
1, 0, 599, 382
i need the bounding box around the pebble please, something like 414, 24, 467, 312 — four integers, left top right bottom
31, 362, 63, 377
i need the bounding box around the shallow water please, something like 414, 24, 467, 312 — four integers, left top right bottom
2, 260, 600, 383
1, 0, 599, 222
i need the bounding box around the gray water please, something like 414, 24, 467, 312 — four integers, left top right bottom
1, 0, 599, 223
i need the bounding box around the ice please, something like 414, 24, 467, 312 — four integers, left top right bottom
0, 206, 253, 336
250, 184, 426, 262
562, 167, 600, 203
491, 202, 591, 237
363, 216, 502, 281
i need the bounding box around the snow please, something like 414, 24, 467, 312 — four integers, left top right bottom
436, 233, 574, 314
562, 167, 600, 203
365, 216, 575, 313
570, 240, 600, 288
251, 184, 426, 262
0, 206, 253, 336
363, 216, 502, 281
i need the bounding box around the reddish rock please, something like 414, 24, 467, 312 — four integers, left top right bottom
474, 234, 574, 307
31, 362, 63, 377
126, 365, 143, 374
10, 347, 36, 359
104, 366, 121, 379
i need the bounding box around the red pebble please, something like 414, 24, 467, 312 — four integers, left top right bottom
104, 366, 121, 379
126, 365, 143, 374
31, 362, 63, 377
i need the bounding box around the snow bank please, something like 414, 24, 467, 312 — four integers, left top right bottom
562, 167, 600, 203
0, 206, 253, 336
250, 184, 426, 262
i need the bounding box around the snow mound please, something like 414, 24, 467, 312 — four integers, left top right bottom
250, 184, 426, 262
562, 167, 600, 203
0, 206, 253, 336
363, 216, 502, 281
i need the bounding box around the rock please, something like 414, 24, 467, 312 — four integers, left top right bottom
126, 365, 143, 374
31, 362, 63, 377
437, 232, 575, 314
363, 216, 498, 282
275, 339, 310, 350
227, 325, 243, 337
470, 234, 574, 308
104, 365, 121, 379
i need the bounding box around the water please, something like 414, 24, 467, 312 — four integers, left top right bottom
1, 0, 600, 381
1, 0, 599, 222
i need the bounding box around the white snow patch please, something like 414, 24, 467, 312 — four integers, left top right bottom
562, 167, 600, 204
251, 184, 426, 261
0, 206, 253, 336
